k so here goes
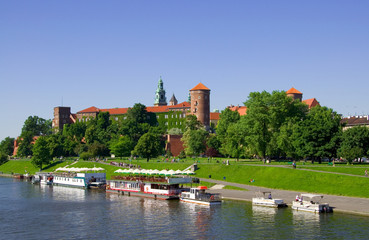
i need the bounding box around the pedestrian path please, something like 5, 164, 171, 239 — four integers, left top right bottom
200, 178, 369, 216
210, 184, 225, 190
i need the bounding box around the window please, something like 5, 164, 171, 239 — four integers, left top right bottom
165, 115, 168, 119
165, 122, 168, 125
115, 117, 118, 121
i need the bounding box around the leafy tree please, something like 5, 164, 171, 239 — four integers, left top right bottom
243, 90, 307, 160
85, 125, 98, 144
216, 108, 240, 139
46, 134, 65, 158
206, 133, 221, 157
63, 122, 86, 142
110, 136, 135, 158
292, 106, 341, 161
21, 116, 52, 137
168, 128, 183, 135
88, 141, 110, 157
185, 115, 203, 131
126, 103, 149, 124
220, 122, 247, 160
0, 137, 15, 156
132, 132, 163, 162
0, 152, 8, 165
338, 126, 369, 163
31, 136, 51, 170
17, 132, 34, 157
182, 128, 208, 157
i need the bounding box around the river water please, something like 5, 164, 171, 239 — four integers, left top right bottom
1, 177, 369, 240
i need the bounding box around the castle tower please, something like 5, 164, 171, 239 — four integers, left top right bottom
154, 76, 167, 106
286, 87, 303, 101
190, 83, 210, 127
169, 94, 178, 106
52, 106, 72, 132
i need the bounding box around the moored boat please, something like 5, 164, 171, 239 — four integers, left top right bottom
106, 175, 194, 200
53, 172, 106, 189
252, 191, 287, 208
292, 193, 332, 213
180, 186, 221, 205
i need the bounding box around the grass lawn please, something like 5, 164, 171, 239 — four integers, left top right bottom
299, 166, 369, 176
2, 158, 369, 198
194, 164, 369, 198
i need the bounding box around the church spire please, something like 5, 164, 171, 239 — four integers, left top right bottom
154, 76, 167, 106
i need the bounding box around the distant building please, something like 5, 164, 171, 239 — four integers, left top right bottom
53, 78, 214, 133
227, 87, 320, 117
341, 116, 369, 130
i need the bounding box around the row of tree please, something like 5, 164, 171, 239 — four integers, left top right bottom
1, 90, 369, 169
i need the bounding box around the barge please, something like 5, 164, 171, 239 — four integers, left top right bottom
180, 186, 221, 205
53, 172, 106, 189
106, 175, 195, 200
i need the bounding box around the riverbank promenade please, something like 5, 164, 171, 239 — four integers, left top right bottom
203, 178, 369, 216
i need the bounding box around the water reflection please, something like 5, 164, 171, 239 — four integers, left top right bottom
50, 185, 87, 202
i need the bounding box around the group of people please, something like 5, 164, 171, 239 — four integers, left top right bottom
295, 195, 303, 202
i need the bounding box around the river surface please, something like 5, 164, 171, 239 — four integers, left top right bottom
1, 177, 369, 240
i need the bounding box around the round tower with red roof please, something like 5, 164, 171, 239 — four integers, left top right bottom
286, 87, 303, 101
190, 83, 210, 128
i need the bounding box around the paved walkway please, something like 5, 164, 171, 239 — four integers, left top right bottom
201, 178, 369, 216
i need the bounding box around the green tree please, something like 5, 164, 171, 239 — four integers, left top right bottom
88, 141, 110, 157
243, 90, 307, 160
126, 103, 149, 124
31, 136, 51, 170
338, 126, 369, 163
292, 106, 341, 162
17, 132, 34, 157
0, 152, 8, 165
63, 122, 86, 142
220, 122, 247, 160
21, 116, 52, 136
132, 132, 163, 162
185, 115, 203, 131
216, 108, 240, 140
110, 136, 135, 158
0, 137, 15, 156
182, 128, 208, 157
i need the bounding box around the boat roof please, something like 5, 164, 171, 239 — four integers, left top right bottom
301, 193, 324, 199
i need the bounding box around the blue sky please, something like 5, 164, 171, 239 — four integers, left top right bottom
1, 1, 369, 140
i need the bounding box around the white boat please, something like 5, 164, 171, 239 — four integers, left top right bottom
106, 175, 194, 200
33, 173, 53, 185
252, 191, 287, 208
53, 172, 106, 189
180, 186, 221, 205
292, 193, 332, 213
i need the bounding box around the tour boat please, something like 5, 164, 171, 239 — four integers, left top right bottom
180, 186, 222, 205
106, 175, 194, 200
252, 191, 287, 208
53, 172, 106, 189
292, 193, 332, 213
39, 173, 53, 185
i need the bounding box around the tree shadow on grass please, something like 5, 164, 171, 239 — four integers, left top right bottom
43, 160, 64, 171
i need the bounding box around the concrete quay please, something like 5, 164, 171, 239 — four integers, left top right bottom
201, 178, 369, 216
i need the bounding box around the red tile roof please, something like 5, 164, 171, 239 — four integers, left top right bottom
341, 116, 369, 126
77, 106, 100, 113
229, 106, 247, 116
190, 83, 210, 91
210, 112, 220, 120
286, 87, 302, 94
78, 102, 191, 116
302, 98, 320, 108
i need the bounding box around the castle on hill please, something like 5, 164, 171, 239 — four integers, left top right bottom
52, 78, 216, 132
52, 79, 321, 134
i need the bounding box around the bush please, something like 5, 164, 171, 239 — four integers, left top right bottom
80, 152, 93, 160
0, 153, 8, 165
178, 151, 186, 159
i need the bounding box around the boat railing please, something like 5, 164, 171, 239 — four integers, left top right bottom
199, 193, 221, 202
111, 175, 168, 183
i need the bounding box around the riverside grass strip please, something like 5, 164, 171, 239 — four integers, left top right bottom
2, 159, 369, 198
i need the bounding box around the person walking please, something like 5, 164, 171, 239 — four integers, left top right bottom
365, 169, 368, 177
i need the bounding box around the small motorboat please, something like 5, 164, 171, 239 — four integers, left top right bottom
252, 191, 287, 208
292, 193, 332, 213
180, 186, 221, 206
